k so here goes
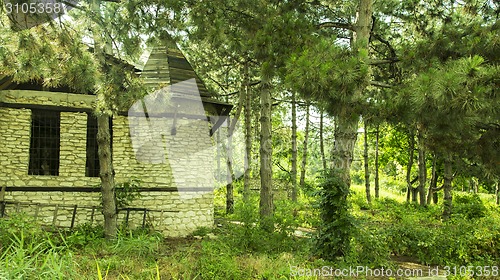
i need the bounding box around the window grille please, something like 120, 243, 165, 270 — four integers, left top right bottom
86, 114, 99, 177
28, 110, 60, 176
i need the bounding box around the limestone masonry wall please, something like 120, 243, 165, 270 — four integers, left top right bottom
0, 91, 215, 237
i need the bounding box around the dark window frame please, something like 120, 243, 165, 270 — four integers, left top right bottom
85, 114, 99, 177
28, 110, 61, 176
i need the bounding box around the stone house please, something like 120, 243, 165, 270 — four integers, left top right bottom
0, 40, 231, 237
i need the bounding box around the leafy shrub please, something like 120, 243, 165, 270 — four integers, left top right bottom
191, 226, 212, 237
350, 189, 371, 210
115, 177, 142, 208
379, 198, 500, 266
59, 223, 104, 250
315, 170, 354, 260
453, 193, 487, 219
219, 195, 309, 256
347, 226, 391, 267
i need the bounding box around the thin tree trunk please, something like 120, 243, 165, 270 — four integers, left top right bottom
320, 109, 327, 171
496, 181, 499, 205
97, 115, 117, 239
442, 156, 453, 220
216, 129, 221, 181
374, 125, 380, 199
363, 121, 371, 204
243, 63, 252, 201
471, 177, 478, 194
225, 69, 246, 213
412, 187, 418, 202
427, 154, 437, 205
291, 92, 298, 202
299, 102, 310, 190
406, 131, 415, 202
92, 0, 116, 240
417, 127, 427, 207
226, 115, 235, 214
259, 80, 273, 232
433, 187, 439, 204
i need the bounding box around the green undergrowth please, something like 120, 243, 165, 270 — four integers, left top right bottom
350, 186, 500, 268
0, 209, 314, 279
1, 186, 499, 279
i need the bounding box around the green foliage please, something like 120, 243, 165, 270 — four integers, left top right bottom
111, 229, 162, 259
114, 177, 142, 208
57, 224, 104, 250
96, 177, 142, 209
347, 226, 391, 268
191, 226, 212, 237
0, 214, 45, 250
198, 241, 250, 280
315, 170, 354, 260
223, 196, 306, 255
0, 217, 78, 279
286, 37, 370, 115
367, 197, 500, 266
453, 193, 487, 219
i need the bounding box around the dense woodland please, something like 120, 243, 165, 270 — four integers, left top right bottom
1, 0, 499, 279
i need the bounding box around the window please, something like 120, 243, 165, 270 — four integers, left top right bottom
86, 114, 99, 177
28, 110, 60, 176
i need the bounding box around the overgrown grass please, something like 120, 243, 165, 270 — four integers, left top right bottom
350, 185, 500, 268
1, 185, 499, 279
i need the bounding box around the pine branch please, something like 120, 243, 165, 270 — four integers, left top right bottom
274, 160, 290, 175
370, 81, 393, 88
317, 22, 355, 31
371, 33, 397, 60
369, 59, 400, 65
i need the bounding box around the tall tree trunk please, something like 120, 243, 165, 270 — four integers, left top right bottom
225, 72, 246, 213
417, 127, 427, 207
442, 156, 453, 220
216, 129, 221, 181
320, 109, 327, 171
406, 130, 415, 202
226, 116, 235, 214
259, 80, 273, 232
318, 0, 372, 261
243, 63, 252, 201
470, 177, 478, 194
412, 187, 419, 202
92, 0, 116, 240
291, 92, 298, 202
331, 111, 359, 188
374, 126, 380, 199
299, 102, 310, 189
329, 0, 372, 187
363, 121, 371, 204
427, 154, 437, 205
496, 181, 499, 205
97, 115, 117, 240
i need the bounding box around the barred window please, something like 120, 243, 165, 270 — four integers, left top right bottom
86, 114, 99, 177
28, 110, 60, 176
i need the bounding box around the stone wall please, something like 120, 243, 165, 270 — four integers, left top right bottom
0, 90, 215, 236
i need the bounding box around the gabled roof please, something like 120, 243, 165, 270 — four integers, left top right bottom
141, 39, 231, 117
